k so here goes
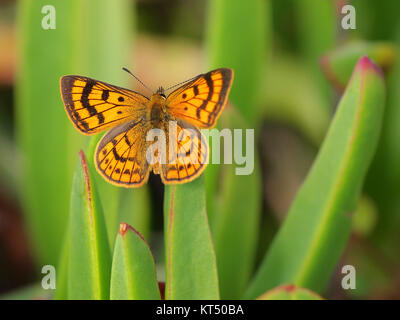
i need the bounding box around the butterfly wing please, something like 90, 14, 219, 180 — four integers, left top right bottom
166, 68, 233, 129
60, 76, 149, 135
95, 120, 152, 187
160, 120, 209, 184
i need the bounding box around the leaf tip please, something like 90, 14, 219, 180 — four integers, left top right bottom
118, 223, 148, 244
118, 222, 129, 236
281, 284, 296, 293
356, 55, 384, 77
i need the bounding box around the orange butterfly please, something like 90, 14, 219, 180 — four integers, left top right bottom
60, 68, 234, 187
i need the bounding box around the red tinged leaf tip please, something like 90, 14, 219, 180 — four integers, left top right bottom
118, 222, 151, 248
281, 284, 296, 293
118, 223, 129, 236
118, 223, 144, 240
257, 283, 324, 299
356, 55, 384, 77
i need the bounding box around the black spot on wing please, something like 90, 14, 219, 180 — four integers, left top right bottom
113, 148, 121, 161
102, 89, 109, 101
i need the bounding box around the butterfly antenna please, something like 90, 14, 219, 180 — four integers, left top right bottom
165, 75, 199, 92
122, 67, 152, 93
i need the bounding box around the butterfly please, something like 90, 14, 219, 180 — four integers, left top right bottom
60, 68, 234, 187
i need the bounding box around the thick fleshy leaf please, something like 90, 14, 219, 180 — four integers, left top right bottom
207, 107, 261, 299
245, 56, 386, 298
164, 176, 219, 299
205, 0, 268, 298
110, 223, 160, 300
295, 0, 337, 103
365, 32, 400, 256
206, 0, 270, 124
54, 231, 69, 300
68, 151, 111, 300
16, 0, 85, 267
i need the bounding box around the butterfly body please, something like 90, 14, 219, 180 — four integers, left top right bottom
149, 92, 170, 127
60, 68, 233, 187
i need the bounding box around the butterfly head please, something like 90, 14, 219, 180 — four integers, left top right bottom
155, 86, 166, 98
150, 86, 167, 105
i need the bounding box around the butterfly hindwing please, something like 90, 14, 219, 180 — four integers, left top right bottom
95, 120, 152, 187
166, 68, 233, 129
60, 76, 149, 135
161, 120, 209, 184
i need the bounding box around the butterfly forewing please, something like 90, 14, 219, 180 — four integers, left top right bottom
60, 76, 148, 135
166, 68, 233, 129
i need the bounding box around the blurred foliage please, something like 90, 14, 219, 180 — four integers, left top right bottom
0, 0, 399, 300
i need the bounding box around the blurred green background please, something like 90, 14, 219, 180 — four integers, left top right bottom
0, 0, 399, 299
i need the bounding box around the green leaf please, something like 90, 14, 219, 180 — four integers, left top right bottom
245, 56, 386, 298
206, 0, 270, 124
295, 0, 337, 103
164, 176, 219, 299
16, 0, 85, 266
205, 0, 268, 298
110, 223, 160, 300
321, 41, 397, 90
207, 107, 261, 299
68, 151, 111, 300
257, 284, 323, 300
366, 29, 400, 256
54, 230, 69, 300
